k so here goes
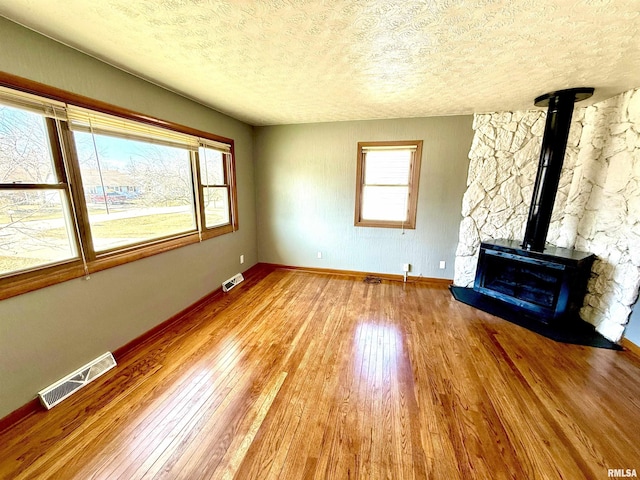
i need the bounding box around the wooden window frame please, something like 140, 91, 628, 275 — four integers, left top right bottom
0, 117, 83, 277
194, 146, 238, 241
354, 140, 423, 229
0, 72, 239, 301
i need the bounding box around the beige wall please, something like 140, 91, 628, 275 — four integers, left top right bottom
254, 116, 473, 278
0, 18, 475, 419
0, 18, 257, 418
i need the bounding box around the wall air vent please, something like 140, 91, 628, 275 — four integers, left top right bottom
222, 273, 244, 292
38, 352, 117, 410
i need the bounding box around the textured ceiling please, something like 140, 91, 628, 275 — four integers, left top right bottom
1, 0, 639, 126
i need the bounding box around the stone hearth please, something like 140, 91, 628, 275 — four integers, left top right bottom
454, 88, 640, 341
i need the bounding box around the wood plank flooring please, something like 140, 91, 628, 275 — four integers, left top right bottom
1, 265, 639, 479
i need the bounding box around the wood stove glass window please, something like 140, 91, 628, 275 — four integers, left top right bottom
478, 251, 563, 309
354, 140, 422, 229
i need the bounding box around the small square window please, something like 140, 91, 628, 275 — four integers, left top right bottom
354, 141, 423, 229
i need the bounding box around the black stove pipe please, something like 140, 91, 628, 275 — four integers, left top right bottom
522, 87, 594, 251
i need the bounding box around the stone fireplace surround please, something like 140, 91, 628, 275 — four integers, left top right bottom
454, 88, 640, 342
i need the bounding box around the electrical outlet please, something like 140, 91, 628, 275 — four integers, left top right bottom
240, 254, 244, 264
402, 263, 410, 272
439, 260, 446, 269
317, 251, 322, 259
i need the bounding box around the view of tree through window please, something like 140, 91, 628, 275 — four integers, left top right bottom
74, 132, 196, 251
0, 105, 77, 275
199, 146, 230, 228
0, 84, 237, 291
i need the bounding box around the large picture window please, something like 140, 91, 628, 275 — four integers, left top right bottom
354, 141, 423, 229
74, 131, 197, 252
0, 81, 237, 299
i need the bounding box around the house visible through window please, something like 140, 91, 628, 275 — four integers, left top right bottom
73, 131, 197, 252
0, 83, 237, 295
354, 141, 423, 229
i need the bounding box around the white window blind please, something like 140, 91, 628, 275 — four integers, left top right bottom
200, 139, 231, 154
0, 86, 67, 120
67, 106, 200, 151
0, 88, 232, 153
363, 149, 412, 186
361, 144, 418, 152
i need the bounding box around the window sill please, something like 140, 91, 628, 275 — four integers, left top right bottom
0, 224, 236, 301
201, 223, 235, 240
355, 220, 416, 229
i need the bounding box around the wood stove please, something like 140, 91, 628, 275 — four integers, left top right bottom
474, 239, 594, 323
472, 88, 596, 324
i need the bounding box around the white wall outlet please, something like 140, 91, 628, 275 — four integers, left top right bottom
317, 251, 322, 259
240, 254, 244, 264
439, 260, 446, 269
402, 263, 410, 272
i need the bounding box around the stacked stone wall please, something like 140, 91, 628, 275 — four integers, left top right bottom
454, 88, 640, 341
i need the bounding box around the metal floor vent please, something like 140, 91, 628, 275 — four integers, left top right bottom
222, 273, 244, 292
38, 352, 117, 410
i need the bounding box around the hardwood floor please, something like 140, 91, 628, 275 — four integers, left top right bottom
1, 265, 639, 479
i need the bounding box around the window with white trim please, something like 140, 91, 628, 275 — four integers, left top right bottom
354, 141, 423, 229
